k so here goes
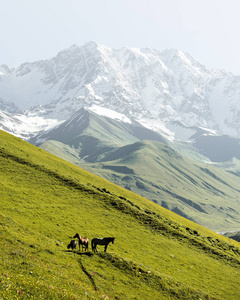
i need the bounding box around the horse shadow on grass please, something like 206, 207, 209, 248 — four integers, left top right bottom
64, 250, 93, 257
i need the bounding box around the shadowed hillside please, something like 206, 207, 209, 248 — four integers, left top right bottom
1, 130, 240, 299
41, 136, 240, 231
30, 108, 240, 231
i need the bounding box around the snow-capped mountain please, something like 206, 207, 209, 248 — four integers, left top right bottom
1, 41, 240, 140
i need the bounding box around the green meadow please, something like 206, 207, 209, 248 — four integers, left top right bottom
1, 130, 240, 299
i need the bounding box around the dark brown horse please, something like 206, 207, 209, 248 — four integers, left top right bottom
73, 233, 89, 252
91, 237, 115, 253
67, 240, 77, 250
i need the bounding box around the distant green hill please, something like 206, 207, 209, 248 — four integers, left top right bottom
1, 129, 240, 299
30, 108, 167, 162
40, 136, 240, 231
30, 108, 240, 231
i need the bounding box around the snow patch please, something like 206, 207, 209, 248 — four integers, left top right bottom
136, 116, 175, 141
88, 104, 132, 124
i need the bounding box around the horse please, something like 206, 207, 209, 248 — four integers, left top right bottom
67, 240, 77, 250
91, 237, 115, 253
73, 233, 89, 252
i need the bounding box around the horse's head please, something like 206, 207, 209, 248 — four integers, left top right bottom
73, 233, 79, 239
112, 237, 115, 244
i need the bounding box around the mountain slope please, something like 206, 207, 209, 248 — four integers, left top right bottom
29, 107, 168, 162
2, 41, 240, 174
1, 129, 240, 299
2, 41, 240, 175
32, 109, 240, 231
79, 140, 240, 231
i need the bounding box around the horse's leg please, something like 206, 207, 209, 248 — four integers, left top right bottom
91, 240, 94, 252
80, 241, 82, 252
105, 241, 111, 252
92, 241, 97, 253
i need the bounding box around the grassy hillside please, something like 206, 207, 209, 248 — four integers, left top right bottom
1, 130, 240, 299
42, 138, 240, 231
30, 108, 166, 163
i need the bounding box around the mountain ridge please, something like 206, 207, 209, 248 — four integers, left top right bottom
1, 41, 239, 138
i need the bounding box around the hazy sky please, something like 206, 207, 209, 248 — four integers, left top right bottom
1, 0, 240, 74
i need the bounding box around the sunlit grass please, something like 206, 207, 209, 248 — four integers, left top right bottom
1, 130, 240, 299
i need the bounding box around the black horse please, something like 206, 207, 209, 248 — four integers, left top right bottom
91, 237, 115, 253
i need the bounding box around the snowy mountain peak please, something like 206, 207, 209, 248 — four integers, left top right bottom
1, 42, 240, 139
0, 64, 13, 75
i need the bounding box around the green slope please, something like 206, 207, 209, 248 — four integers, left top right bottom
31, 108, 158, 162
42, 138, 240, 231
32, 108, 167, 165
1, 130, 240, 299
